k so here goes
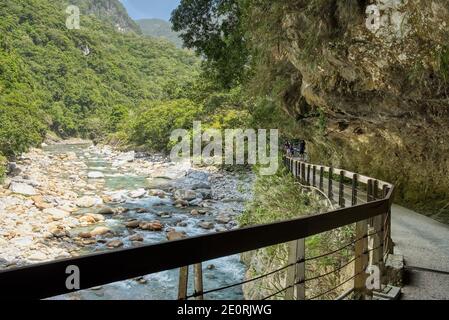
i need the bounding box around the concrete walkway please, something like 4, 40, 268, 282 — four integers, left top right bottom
391, 205, 449, 300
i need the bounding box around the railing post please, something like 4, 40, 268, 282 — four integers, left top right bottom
373, 180, 379, 200
178, 266, 189, 300
383, 186, 393, 255
352, 174, 358, 206
372, 213, 384, 277
307, 165, 311, 185
302, 163, 306, 182
367, 179, 374, 227
319, 167, 324, 191
194, 263, 204, 300
295, 161, 299, 178
285, 239, 305, 300
312, 166, 316, 187
354, 219, 369, 299
339, 171, 345, 208
328, 167, 333, 201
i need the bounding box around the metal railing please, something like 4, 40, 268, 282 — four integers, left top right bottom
0, 156, 394, 300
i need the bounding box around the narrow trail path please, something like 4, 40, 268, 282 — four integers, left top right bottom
391, 205, 449, 300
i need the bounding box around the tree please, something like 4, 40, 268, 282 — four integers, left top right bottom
171, 0, 249, 88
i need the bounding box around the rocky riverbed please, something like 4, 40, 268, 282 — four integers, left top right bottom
0, 140, 254, 299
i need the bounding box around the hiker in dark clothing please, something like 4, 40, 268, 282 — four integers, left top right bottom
289, 144, 295, 157
299, 140, 306, 159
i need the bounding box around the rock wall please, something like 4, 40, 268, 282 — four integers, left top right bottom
267, 0, 449, 221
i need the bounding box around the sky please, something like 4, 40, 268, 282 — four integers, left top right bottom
119, 0, 181, 21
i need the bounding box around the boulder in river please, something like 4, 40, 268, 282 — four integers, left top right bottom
139, 221, 163, 231
129, 188, 147, 198
129, 234, 144, 242
76, 196, 103, 208
174, 199, 189, 208
88, 171, 104, 179
97, 206, 115, 215
9, 182, 38, 196
79, 215, 97, 224
43, 208, 70, 221
195, 189, 212, 200
78, 232, 92, 239
215, 214, 232, 224
107, 240, 124, 248
189, 198, 203, 206
198, 221, 214, 230
90, 226, 111, 236
174, 189, 198, 201
167, 230, 186, 241
125, 220, 141, 229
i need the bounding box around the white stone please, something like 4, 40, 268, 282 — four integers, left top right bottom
76, 196, 103, 208
129, 188, 147, 198
27, 252, 48, 261
43, 208, 70, 221
9, 182, 38, 196
88, 171, 104, 179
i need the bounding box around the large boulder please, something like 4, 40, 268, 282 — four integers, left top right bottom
129, 188, 147, 198
43, 208, 70, 221
90, 226, 111, 236
174, 189, 198, 201
76, 196, 103, 208
88, 171, 104, 179
9, 182, 38, 196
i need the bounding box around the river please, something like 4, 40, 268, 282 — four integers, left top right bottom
0, 142, 254, 300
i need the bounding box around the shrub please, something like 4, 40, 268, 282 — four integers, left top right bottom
130, 99, 203, 152
0, 105, 46, 157
0, 153, 6, 180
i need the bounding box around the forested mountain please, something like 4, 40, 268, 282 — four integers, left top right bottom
0, 0, 199, 158
136, 19, 183, 48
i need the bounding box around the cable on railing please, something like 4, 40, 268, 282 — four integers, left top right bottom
261, 284, 293, 300
185, 231, 385, 299
305, 229, 382, 262
306, 271, 362, 300
304, 245, 383, 300
304, 257, 357, 283
185, 261, 296, 299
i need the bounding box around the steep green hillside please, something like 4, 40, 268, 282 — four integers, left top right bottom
0, 0, 199, 157
137, 19, 183, 48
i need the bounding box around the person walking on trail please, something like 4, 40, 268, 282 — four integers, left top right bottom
289, 144, 295, 157
284, 142, 290, 156
299, 140, 306, 160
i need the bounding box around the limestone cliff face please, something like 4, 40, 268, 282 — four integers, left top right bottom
271, 0, 449, 220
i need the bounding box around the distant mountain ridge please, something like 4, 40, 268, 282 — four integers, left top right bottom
137, 18, 183, 48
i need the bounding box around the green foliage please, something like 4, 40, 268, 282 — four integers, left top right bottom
239, 163, 324, 227
0, 153, 6, 180
171, 0, 250, 88
129, 99, 203, 151
0, 105, 46, 157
